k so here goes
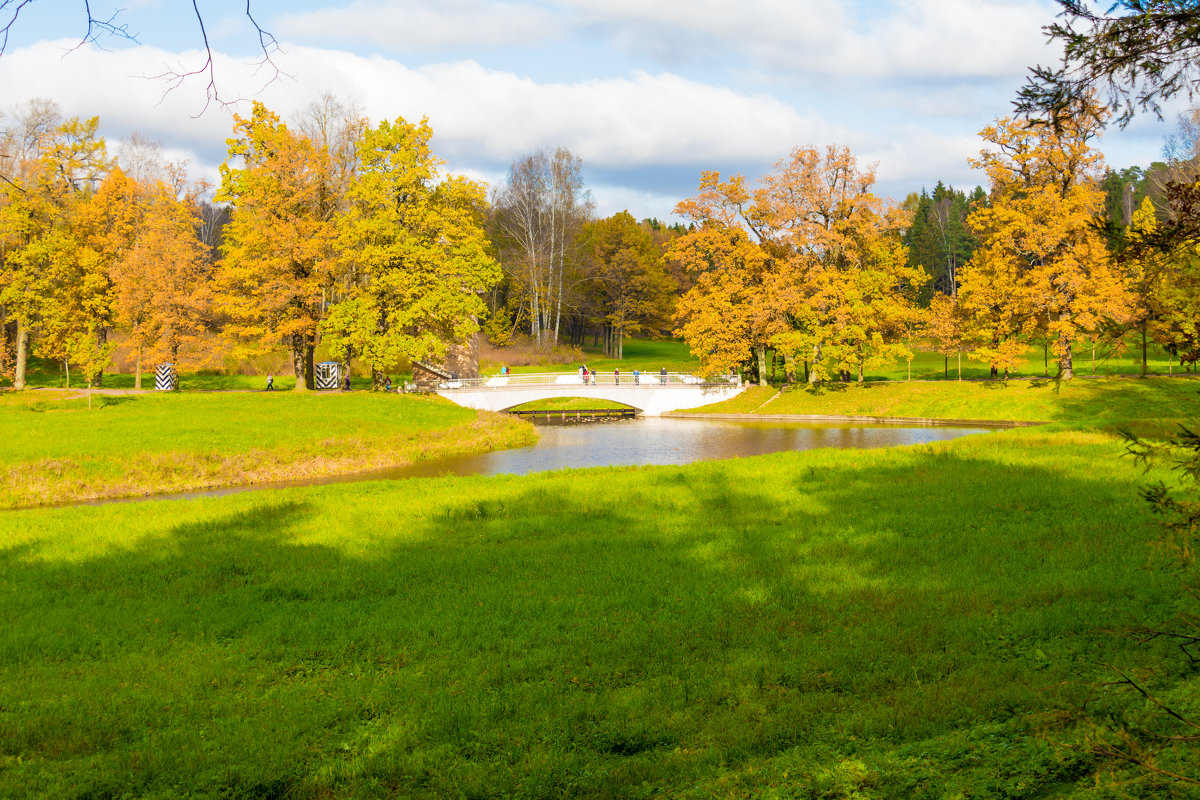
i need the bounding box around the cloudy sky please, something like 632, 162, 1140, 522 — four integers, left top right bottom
0, 0, 1182, 220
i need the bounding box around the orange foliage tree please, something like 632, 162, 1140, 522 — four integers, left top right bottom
98, 167, 212, 386
214, 102, 340, 391
960, 113, 1131, 379
671, 147, 922, 384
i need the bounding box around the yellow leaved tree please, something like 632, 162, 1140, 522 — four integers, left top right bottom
322, 116, 499, 388
213, 102, 341, 391
960, 113, 1131, 379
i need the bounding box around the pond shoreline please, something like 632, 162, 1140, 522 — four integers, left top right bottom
665, 411, 1045, 429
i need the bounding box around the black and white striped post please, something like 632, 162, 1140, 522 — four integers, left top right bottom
154, 363, 178, 391
315, 361, 341, 391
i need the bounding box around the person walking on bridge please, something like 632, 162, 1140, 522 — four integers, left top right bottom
614, 368, 619, 385
660, 367, 667, 385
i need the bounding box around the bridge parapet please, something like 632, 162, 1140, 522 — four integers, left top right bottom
433, 372, 745, 416
435, 372, 741, 390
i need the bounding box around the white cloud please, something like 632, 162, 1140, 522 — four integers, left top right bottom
247, 49, 841, 169
275, 0, 564, 50
273, 0, 1058, 82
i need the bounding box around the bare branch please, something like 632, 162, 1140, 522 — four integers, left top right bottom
0, 0, 37, 56
1, 2, 285, 115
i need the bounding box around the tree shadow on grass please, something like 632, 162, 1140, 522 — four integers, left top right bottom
0, 446, 1179, 799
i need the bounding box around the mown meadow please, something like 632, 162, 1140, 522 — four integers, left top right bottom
0, 391, 533, 508
2, 376, 1199, 797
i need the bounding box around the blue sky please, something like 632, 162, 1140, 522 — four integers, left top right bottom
0, 0, 1181, 219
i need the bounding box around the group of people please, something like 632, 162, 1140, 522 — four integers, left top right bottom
575, 366, 668, 385
264, 373, 388, 391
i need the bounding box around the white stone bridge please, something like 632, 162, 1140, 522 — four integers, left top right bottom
435, 372, 745, 416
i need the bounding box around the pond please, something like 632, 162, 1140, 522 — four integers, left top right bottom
92, 416, 990, 505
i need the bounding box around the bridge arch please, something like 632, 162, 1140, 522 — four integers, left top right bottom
434, 372, 744, 417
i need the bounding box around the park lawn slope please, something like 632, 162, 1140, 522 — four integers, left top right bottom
684, 376, 1200, 432
0, 424, 1189, 798
0, 391, 534, 508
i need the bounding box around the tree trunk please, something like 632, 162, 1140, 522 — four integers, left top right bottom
134, 347, 142, 390
808, 344, 820, 384
957, 352, 962, 381
857, 347, 864, 383
14, 320, 28, 390
756, 346, 767, 387
1058, 316, 1073, 380
372, 368, 386, 391
770, 351, 777, 385
90, 327, 106, 388
306, 338, 316, 390
291, 333, 309, 391
1141, 323, 1148, 377
784, 351, 796, 384
944, 355, 948, 379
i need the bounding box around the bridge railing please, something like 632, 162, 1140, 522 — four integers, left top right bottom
436, 372, 742, 390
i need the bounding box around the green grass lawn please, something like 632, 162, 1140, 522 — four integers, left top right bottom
687, 375, 1200, 432
2, 369, 1198, 796
508, 397, 631, 412
0, 422, 1190, 798
0, 391, 533, 507
497, 338, 699, 377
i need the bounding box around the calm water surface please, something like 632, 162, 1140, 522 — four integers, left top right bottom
94, 417, 988, 505
393, 416, 987, 478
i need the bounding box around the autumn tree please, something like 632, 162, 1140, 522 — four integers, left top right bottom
959, 113, 1131, 379
669, 171, 781, 382
668, 221, 772, 378
0, 108, 114, 388
100, 169, 212, 386
579, 211, 675, 359
755, 146, 921, 384
925, 293, 973, 379
322, 116, 499, 389
214, 102, 338, 391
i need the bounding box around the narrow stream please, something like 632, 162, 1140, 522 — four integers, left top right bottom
85, 416, 989, 506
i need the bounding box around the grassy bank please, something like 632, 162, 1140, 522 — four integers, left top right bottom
687, 376, 1200, 432
0, 422, 1190, 797
0, 391, 534, 508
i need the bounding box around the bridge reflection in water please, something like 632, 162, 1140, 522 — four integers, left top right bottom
434, 372, 745, 416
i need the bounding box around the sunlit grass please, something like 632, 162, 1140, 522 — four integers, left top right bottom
687, 375, 1200, 431
0, 426, 1181, 798
0, 391, 534, 507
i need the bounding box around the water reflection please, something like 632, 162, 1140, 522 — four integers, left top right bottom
391, 416, 986, 479
81, 417, 988, 506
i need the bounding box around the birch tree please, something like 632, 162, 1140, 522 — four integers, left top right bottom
492, 147, 592, 345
